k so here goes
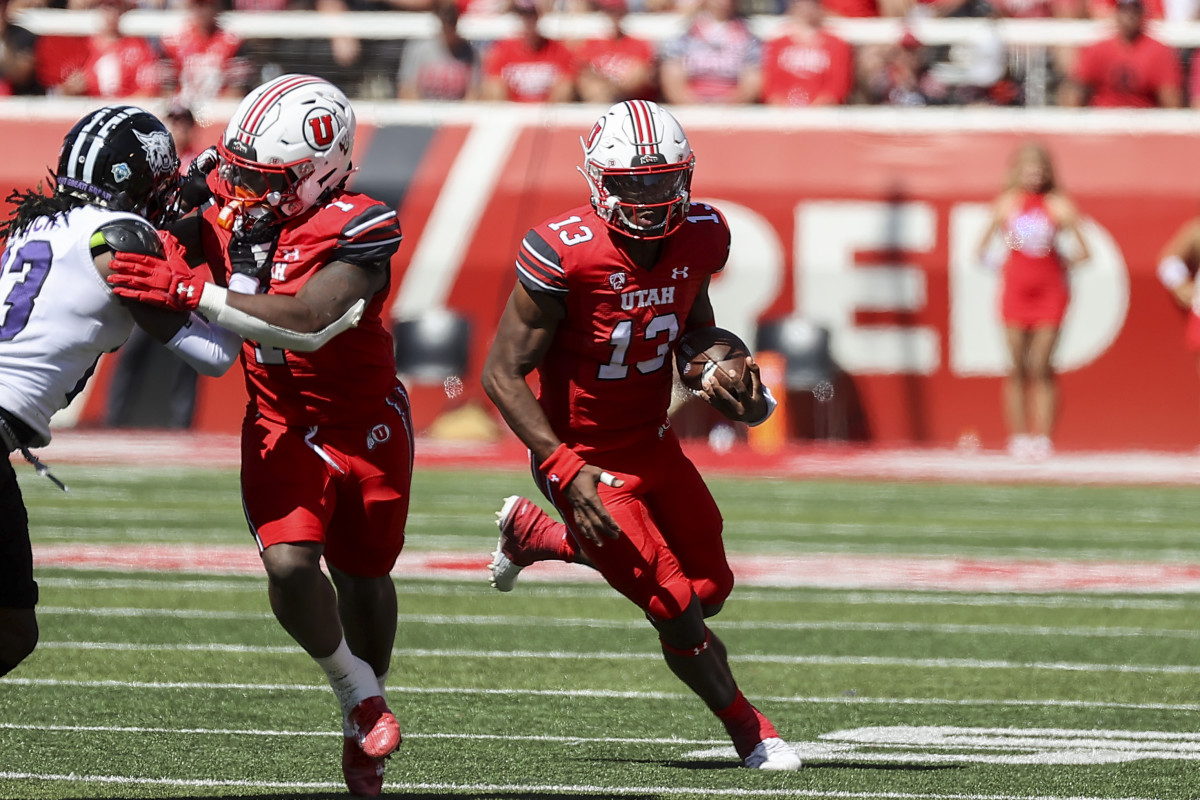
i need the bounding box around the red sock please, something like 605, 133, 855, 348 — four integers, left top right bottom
534, 518, 577, 562
715, 691, 779, 759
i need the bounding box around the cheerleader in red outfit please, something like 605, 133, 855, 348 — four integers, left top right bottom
978, 142, 1090, 459
1156, 215, 1200, 365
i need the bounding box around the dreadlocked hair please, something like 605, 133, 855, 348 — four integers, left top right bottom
0, 174, 86, 240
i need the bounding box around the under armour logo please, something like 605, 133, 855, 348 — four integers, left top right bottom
672, 267, 689, 280
548, 472, 562, 483
176, 283, 195, 298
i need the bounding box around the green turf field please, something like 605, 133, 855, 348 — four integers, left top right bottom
3, 465, 1200, 798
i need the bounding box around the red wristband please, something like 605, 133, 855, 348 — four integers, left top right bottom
539, 442, 586, 488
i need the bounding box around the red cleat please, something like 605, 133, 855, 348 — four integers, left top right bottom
348, 695, 402, 759
342, 737, 384, 797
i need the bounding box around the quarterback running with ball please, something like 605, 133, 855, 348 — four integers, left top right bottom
481, 100, 800, 771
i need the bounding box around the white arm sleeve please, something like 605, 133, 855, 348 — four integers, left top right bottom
195, 282, 366, 353
163, 313, 242, 377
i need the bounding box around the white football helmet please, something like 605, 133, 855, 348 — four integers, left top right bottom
216, 74, 356, 223
580, 100, 694, 240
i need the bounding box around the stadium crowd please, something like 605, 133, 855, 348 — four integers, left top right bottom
2, 0, 1198, 107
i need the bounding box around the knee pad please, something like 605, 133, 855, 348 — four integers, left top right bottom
645, 579, 695, 621
692, 569, 734, 609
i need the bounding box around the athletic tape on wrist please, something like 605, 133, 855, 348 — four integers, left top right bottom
540, 442, 586, 488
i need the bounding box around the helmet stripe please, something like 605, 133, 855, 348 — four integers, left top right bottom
237, 74, 325, 144
77, 106, 141, 185
66, 106, 123, 183
626, 100, 658, 157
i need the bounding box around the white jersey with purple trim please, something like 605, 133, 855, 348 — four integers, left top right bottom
0, 205, 140, 446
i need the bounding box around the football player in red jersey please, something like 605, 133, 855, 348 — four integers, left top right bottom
481, 100, 801, 771
107, 75, 410, 797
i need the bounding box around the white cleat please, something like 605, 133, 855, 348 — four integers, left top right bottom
489, 495, 524, 592
744, 737, 802, 771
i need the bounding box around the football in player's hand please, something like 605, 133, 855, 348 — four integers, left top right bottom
675, 326, 752, 393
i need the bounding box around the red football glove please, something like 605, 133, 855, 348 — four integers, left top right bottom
107, 231, 205, 312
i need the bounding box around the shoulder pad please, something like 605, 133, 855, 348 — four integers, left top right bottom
331, 203, 402, 272
91, 218, 164, 258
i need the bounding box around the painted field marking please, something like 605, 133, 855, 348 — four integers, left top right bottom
7, 677, 1200, 713
26, 641, 1200, 676
0, 772, 1172, 800
34, 605, 1200, 640
34, 575, 1200, 611
30, 544, 1200, 593
687, 725, 1200, 767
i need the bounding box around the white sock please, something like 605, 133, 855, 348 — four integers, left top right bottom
314, 638, 381, 736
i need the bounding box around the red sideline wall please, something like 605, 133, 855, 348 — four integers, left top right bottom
3, 103, 1199, 451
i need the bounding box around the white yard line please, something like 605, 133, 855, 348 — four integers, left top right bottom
24, 641, 1200, 675
6, 678, 1200, 712
0, 772, 1172, 800
34, 606, 1200, 640
31, 544, 1200, 593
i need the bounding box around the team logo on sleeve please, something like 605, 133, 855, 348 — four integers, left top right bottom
367, 424, 391, 451
608, 272, 627, 293
111, 163, 132, 184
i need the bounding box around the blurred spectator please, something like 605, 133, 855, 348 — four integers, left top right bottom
1089, 0, 1164, 17
160, 0, 255, 106
481, 0, 575, 102
0, 0, 41, 95
398, 0, 480, 99
166, 102, 205, 163
822, 0, 883, 17
58, 0, 162, 97
573, 0, 656, 103
975, 141, 1089, 460
942, 9, 1022, 104
298, 0, 368, 92
761, 0, 853, 107
860, 29, 948, 105
1057, 0, 1182, 107
659, 0, 762, 105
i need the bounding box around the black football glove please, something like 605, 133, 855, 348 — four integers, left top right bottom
178, 146, 218, 214
227, 213, 281, 282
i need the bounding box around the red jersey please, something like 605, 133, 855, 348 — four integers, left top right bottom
483, 37, 575, 102
819, 0, 878, 16
762, 29, 853, 106
82, 37, 161, 97
160, 24, 247, 104
201, 191, 403, 427
1072, 33, 1180, 107
574, 35, 657, 101
516, 203, 730, 450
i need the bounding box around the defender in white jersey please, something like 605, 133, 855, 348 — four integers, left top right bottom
0, 106, 254, 677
